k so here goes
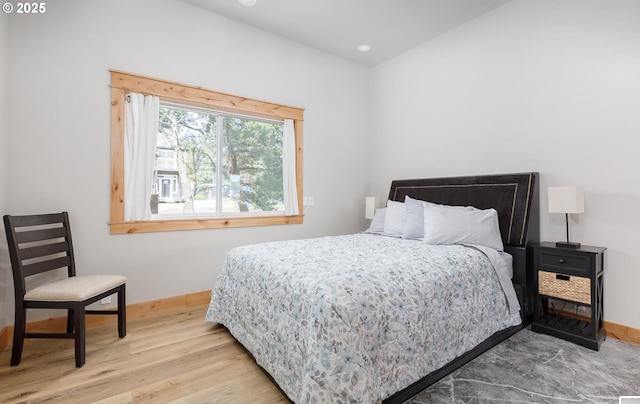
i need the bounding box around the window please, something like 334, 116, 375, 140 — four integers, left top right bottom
109, 71, 304, 234
153, 103, 285, 215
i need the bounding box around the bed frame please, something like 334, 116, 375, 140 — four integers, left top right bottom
383, 172, 539, 403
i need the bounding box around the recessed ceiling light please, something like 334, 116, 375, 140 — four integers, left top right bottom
238, 0, 256, 6
356, 44, 372, 53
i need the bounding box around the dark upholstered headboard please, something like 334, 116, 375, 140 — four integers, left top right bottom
388, 172, 539, 248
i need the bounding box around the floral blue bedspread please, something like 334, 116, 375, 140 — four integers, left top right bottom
205, 234, 521, 403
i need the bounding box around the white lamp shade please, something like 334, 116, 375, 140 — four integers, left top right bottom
548, 186, 585, 214
365, 197, 376, 219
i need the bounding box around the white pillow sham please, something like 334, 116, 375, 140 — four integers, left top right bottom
402, 196, 475, 239
364, 208, 386, 234
402, 196, 425, 239
383, 200, 406, 237
422, 203, 504, 251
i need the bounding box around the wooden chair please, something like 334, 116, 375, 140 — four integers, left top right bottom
3, 212, 126, 367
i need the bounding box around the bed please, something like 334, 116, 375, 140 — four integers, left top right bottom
206, 172, 539, 403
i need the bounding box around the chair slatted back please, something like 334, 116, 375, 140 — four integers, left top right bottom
3, 212, 77, 297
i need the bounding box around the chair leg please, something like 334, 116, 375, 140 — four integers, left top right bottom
74, 306, 86, 367
11, 307, 26, 366
67, 309, 74, 334
118, 284, 126, 338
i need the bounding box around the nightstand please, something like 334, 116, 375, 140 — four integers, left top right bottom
531, 242, 606, 350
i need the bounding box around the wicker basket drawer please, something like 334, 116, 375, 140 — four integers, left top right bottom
538, 270, 591, 305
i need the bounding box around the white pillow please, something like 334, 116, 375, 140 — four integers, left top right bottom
364, 208, 386, 234
422, 204, 504, 251
403, 197, 476, 239
383, 200, 406, 237
402, 196, 425, 239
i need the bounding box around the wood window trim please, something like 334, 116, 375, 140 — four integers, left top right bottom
109, 70, 304, 234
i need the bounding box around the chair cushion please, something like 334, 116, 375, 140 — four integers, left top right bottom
24, 275, 127, 302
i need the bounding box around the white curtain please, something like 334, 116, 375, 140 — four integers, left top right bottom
124, 93, 159, 221
282, 119, 299, 216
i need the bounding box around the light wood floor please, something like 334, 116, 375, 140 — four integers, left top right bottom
0, 304, 290, 403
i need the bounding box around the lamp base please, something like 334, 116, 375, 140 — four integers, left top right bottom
556, 241, 581, 249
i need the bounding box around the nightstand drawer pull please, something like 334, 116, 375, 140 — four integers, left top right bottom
558, 258, 566, 264
556, 274, 570, 281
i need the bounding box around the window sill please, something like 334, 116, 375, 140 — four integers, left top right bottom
109, 214, 303, 234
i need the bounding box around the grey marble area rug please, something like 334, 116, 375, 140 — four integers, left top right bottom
406, 328, 640, 403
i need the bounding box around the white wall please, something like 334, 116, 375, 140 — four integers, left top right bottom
370, 0, 640, 329
4, 0, 371, 321
0, 12, 10, 330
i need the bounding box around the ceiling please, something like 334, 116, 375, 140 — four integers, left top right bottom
180, 0, 510, 66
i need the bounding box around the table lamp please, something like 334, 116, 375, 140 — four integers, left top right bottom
548, 186, 584, 248
365, 197, 376, 219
